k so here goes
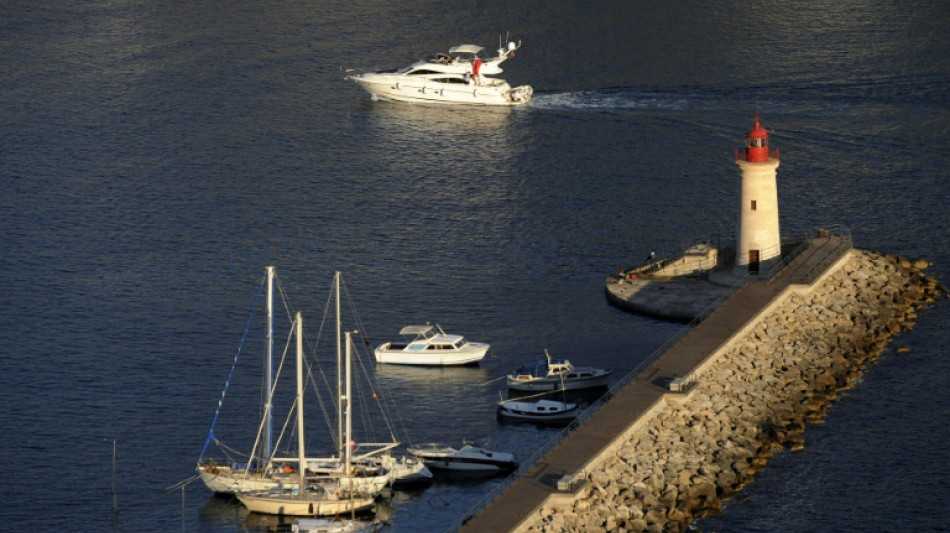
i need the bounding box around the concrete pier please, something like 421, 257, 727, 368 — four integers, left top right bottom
454, 235, 942, 533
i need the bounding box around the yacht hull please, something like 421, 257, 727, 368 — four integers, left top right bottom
373, 346, 488, 366
350, 75, 531, 106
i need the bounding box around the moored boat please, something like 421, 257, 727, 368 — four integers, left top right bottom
345, 40, 532, 106
374, 324, 489, 366
196, 266, 303, 495
496, 398, 578, 425
237, 323, 380, 516
407, 443, 517, 473
507, 350, 612, 391
292, 518, 386, 533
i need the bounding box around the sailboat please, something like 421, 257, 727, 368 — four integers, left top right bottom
305, 273, 432, 490
196, 266, 298, 494
196, 270, 427, 501
196, 268, 390, 497
236, 316, 377, 516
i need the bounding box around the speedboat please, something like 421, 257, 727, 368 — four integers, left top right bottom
497, 398, 579, 425
345, 41, 533, 106
292, 518, 385, 533
507, 350, 613, 391
407, 443, 517, 473
374, 324, 489, 366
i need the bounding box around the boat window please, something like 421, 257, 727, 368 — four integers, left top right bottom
406, 69, 441, 76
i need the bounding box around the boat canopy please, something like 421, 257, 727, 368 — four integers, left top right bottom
399, 325, 436, 336
448, 44, 484, 55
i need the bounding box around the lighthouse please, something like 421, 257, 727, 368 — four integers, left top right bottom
734, 116, 781, 276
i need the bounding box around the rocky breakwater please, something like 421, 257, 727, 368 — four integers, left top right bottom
523, 250, 944, 533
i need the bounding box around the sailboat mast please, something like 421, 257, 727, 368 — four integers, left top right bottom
264, 266, 275, 459
344, 330, 354, 476
335, 271, 343, 460
295, 311, 306, 490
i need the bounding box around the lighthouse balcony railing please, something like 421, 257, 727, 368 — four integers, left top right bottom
735, 147, 779, 161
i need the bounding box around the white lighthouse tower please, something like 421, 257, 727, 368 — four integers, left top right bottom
734, 116, 781, 276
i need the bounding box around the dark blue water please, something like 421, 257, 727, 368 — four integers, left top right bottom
2, 1, 948, 532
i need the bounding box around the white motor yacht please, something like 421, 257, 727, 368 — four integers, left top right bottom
407, 443, 517, 473
374, 324, 489, 366
345, 41, 532, 106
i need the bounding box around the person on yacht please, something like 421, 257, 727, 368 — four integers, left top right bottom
472, 57, 482, 83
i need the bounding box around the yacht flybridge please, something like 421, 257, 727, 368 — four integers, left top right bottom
345, 40, 532, 106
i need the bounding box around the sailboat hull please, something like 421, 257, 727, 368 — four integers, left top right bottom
197, 465, 296, 494
237, 492, 376, 517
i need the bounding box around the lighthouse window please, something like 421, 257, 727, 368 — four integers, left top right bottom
751, 200, 757, 211
748, 138, 766, 148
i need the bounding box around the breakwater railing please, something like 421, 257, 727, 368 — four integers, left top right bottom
799, 225, 852, 281
761, 225, 852, 282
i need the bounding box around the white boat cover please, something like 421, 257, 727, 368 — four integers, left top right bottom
448, 44, 484, 55
398, 325, 436, 336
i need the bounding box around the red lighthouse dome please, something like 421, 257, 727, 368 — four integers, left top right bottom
744, 117, 772, 163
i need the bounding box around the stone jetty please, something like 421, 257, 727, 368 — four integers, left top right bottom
518, 249, 943, 533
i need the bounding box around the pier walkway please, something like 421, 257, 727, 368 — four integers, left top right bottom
455, 234, 851, 533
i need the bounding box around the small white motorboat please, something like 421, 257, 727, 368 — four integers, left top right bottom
374, 324, 489, 366
345, 40, 533, 106
407, 443, 517, 473
507, 350, 613, 391
497, 398, 579, 425
292, 518, 385, 533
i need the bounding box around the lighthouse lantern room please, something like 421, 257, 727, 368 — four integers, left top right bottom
734, 116, 782, 277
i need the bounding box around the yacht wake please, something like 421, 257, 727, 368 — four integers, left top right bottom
527, 89, 694, 113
